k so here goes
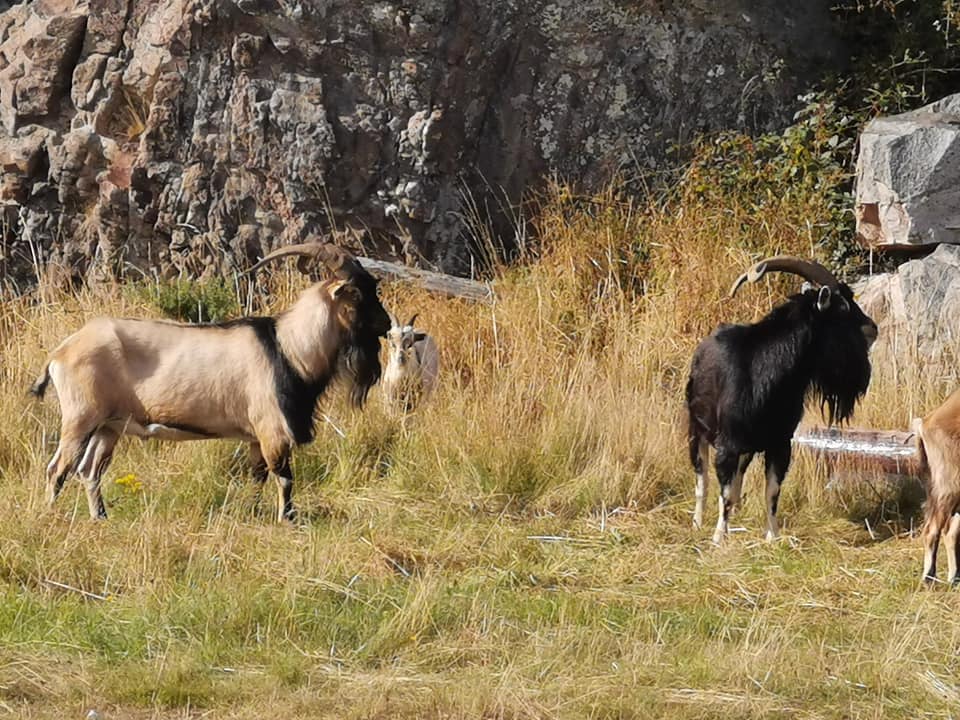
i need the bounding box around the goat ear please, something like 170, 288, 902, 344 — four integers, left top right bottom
330, 280, 361, 303
413, 332, 427, 343
816, 285, 831, 311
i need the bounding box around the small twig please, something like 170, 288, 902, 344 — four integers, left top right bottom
526, 534, 606, 547
303, 576, 374, 606
359, 536, 411, 577
42, 579, 108, 601
827, 675, 868, 690
320, 413, 346, 438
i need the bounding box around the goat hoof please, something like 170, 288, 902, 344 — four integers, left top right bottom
711, 531, 725, 546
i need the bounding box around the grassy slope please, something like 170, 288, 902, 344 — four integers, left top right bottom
1, 185, 958, 719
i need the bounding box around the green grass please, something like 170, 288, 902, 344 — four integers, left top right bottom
0, 502, 954, 718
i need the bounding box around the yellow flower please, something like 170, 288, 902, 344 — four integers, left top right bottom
114, 473, 143, 492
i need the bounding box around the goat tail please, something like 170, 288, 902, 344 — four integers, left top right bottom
29, 364, 50, 399
911, 417, 929, 477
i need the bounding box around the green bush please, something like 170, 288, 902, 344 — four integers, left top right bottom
657, 1, 960, 278
135, 277, 239, 323
674, 92, 862, 276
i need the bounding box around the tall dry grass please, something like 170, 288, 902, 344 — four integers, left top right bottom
0, 180, 957, 719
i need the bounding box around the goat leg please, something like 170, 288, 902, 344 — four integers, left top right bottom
690, 435, 709, 529
922, 513, 943, 585
45, 445, 65, 506
764, 441, 790, 542
730, 453, 753, 511
75, 429, 119, 520
712, 448, 740, 544
46, 428, 94, 510
249, 443, 268, 484
946, 513, 960, 585
269, 453, 297, 523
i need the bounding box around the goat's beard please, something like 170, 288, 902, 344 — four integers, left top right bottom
812, 331, 872, 425
340, 332, 382, 408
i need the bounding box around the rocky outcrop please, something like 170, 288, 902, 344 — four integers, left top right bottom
856, 244, 960, 364
855, 94, 960, 249
0, 0, 846, 285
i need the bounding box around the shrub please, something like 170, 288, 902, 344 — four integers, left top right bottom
134, 277, 239, 323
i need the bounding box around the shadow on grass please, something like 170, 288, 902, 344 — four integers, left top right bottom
830, 469, 925, 544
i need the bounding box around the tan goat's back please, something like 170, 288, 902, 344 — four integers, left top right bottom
48, 317, 278, 442
918, 389, 960, 499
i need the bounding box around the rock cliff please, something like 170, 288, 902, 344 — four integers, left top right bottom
0, 0, 844, 284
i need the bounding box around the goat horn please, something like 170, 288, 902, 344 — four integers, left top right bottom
729, 255, 839, 297
406, 313, 419, 328
248, 242, 361, 281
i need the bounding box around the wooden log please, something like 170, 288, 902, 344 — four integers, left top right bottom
793, 426, 922, 476
357, 257, 494, 303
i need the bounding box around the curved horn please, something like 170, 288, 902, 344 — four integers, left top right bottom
729, 255, 839, 297
248, 242, 361, 280
406, 313, 419, 329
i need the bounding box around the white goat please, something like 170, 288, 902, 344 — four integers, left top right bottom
31, 243, 391, 522
381, 313, 439, 413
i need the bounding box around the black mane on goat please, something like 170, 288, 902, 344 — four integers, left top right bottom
686, 263, 877, 544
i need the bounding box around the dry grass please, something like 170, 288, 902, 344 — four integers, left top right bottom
1, 182, 958, 719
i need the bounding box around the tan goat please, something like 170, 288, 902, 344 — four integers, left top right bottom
31, 243, 391, 522
914, 389, 960, 584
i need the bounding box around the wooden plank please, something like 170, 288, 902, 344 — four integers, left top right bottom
357, 257, 494, 303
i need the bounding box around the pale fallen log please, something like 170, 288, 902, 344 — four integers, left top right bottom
793, 426, 922, 478
357, 257, 494, 302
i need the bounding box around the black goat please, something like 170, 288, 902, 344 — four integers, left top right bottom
686, 256, 877, 544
